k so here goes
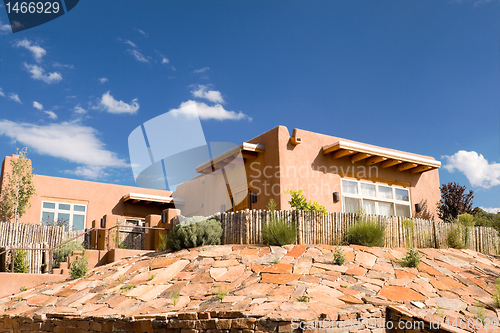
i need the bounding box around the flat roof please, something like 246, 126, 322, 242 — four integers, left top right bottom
322, 140, 441, 173
123, 193, 175, 205
195, 142, 265, 174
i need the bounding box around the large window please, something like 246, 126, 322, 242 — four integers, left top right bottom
341, 179, 411, 217
41, 201, 87, 231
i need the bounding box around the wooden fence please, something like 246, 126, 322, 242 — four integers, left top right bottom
218, 210, 500, 255
0, 222, 86, 273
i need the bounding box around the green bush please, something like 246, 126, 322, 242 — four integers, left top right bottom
284, 189, 327, 214
69, 253, 88, 279
52, 241, 84, 268
401, 247, 421, 268
165, 217, 223, 251
347, 212, 385, 247
261, 218, 297, 246
446, 224, 465, 249
332, 246, 346, 266
13, 250, 30, 273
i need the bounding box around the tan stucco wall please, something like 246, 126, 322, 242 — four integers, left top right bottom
0, 155, 173, 228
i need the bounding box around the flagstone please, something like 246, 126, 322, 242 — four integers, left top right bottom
261, 273, 300, 285
463, 285, 491, 297
379, 286, 426, 302
345, 267, 367, 276
180, 283, 212, 297
125, 258, 150, 275
214, 264, 245, 282
234, 283, 277, 298
417, 262, 442, 276
286, 245, 306, 258
431, 297, 467, 311
199, 246, 233, 257
261, 263, 293, 274
435, 256, 471, 269
339, 294, 364, 304
149, 260, 189, 284
213, 259, 240, 268
239, 248, 260, 256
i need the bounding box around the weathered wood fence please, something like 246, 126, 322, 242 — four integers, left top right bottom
0, 222, 85, 273
219, 210, 500, 255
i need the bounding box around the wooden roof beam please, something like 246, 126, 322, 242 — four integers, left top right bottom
410, 165, 432, 174
332, 149, 355, 159
396, 162, 418, 172
380, 159, 402, 168
350, 153, 371, 163
365, 156, 387, 165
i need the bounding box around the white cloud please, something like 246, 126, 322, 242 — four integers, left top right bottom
52, 62, 74, 69
127, 49, 149, 63
0, 20, 11, 34
33, 101, 43, 110
191, 85, 224, 103
71, 166, 108, 180
443, 150, 500, 188
0, 120, 128, 179
98, 77, 109, 84
13, 39, 46, 62
9, 93, 22, 104
161, 57, 169, 64
169, 100, 251, 121
124, 39, 137, 48
24, 63, 62, 84
44, 111, 57, 119
480, 207, 500, 214
0, 88, 4, 97
73, 106, 87, 114
136, 29, 149, 37
193, 67, 209, 74
100, 91, 139, 114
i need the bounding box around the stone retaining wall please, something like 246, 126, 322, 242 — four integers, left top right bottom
0, 307, 387, 333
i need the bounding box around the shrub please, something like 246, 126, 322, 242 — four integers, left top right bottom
69, 253, 88, 279
170, 291, 181, 306
166, 217, 223, 251
52, 240, 84, 268
446, 224, 465, 249
13, 250, 30, 273
332, 246, 346, 266
283, 189, 327, 214
261, 218, 297, 246
347, 213, 385, 247
214, 286, 228, 300
401, 248, 421, 268
494, 279, 500, 308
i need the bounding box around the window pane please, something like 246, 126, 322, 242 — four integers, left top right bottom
363, 200, 376, 215
396, 204, 411, 218
58, 203, 70, 210
395, 188, 409, 202
360, 183, 376, 197
378, 186, 393, 200
378, 202, 393, 217
41, 211, 55, 223
73, 215, 85, 230
57, 213, 70, 231
43, 202, 56, 209
342, 180, 358, 195
343, 197, 360, 214
74, 205, 86, 212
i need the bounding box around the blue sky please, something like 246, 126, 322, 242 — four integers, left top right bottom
0, 0, 499, 211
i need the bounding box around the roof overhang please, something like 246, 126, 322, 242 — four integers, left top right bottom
322, 140, 441, 174
123, 193, 178, 205
196, 142, 265, 174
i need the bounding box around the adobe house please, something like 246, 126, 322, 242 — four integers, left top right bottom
175, 126, 441, 219
0, 155, 177, 231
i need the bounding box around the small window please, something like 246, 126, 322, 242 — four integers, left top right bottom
43, 202, 56, 209
378, 202, 393, 217
73, 215, 85, 230
74, 205, 86, 212
395, 188, 409, 202
41, 211, 55, 222
363, 200, 376, 215
395, 204, 411, 217
378, 186, 393, 200
59, 203, 71, 211
343, 197, 360, 214
342, 180, 358, 195
360, 183, 376, 197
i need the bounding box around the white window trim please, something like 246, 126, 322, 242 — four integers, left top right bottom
341, 179, 412, 217
40, 201, 87, 231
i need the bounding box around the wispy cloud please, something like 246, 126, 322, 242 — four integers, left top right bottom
191, 84, 224, 103
480, 207, 500, 213
13, 39, 46, 62
443, 150, 500, 188
24, 63, 62, 84
136, 28, 149, 37
161, 57, 169, 64
193, 67, 210, 74
9, 93, 22, 104
52, 62, 74, 69
124, 39, 137, 48
0, 120, 128, 179
44, 111, 58, 119
33, 101, 43, 110
0, 19, 11, 34
100, 91, 139, 114
73, 106, 87, 114
98, 77, 109, 84
0, 88, 4, 97
170, 100, 251, 121
127, 49, 149, 63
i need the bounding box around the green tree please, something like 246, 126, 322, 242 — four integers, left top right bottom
437, 182, 473, 223
283, 189, 327, 214
0, 148, 36, 223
